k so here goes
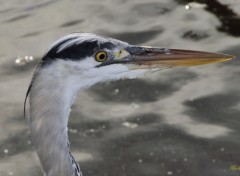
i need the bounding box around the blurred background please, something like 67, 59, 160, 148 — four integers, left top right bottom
0, 0, 240, 175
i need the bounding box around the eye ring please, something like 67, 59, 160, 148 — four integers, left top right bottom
95, 51, 108, 62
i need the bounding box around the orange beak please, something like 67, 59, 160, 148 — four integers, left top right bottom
124, 46, 235, 68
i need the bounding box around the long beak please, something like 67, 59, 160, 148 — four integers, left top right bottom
123, 46, 235, 68
100, 45, 235, 68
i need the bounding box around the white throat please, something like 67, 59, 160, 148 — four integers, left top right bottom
29, 59, 146, 176
29, 62, 82, 176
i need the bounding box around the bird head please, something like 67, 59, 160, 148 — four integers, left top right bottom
27, 33, 235, 176
37, 33, 234, 90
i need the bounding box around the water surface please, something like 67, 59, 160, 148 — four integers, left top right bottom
0, 0, 240, 176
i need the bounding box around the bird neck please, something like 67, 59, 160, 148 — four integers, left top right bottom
29, 65, 81, 176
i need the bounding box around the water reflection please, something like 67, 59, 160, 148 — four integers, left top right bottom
0, 0, 239, 176
178, 0, 240, 36
15, 56, 34, 66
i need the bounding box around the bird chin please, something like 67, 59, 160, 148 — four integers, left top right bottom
103, 63, 148, 80
110, 64, 164, 80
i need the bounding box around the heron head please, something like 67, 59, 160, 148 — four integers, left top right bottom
38, 33, 234, 89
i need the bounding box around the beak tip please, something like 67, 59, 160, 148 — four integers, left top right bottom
222, 54, 236, 61
230, 55, 236, 60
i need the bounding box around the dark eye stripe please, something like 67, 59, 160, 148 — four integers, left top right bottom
39, 33, 128, 67
41, 42, 115, 68
43, 40, 98, 61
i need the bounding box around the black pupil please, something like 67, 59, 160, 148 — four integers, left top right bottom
99, 53, 106, 60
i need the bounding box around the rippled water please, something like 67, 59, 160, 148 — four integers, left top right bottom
0, 0, 240, 176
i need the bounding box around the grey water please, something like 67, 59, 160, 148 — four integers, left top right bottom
0, 0, 240, 176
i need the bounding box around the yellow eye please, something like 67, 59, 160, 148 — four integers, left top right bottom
95, 51, 108, 62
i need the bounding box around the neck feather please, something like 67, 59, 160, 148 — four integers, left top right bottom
29, 64, 81, 176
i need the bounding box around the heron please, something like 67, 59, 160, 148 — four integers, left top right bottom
25, 33, 234, 176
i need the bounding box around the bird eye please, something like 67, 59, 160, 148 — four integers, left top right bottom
95, 51, 108, 62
